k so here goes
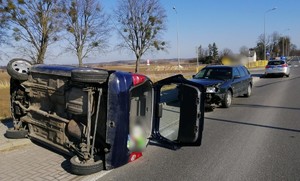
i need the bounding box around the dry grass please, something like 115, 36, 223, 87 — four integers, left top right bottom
0, 71, 10, 119
97, 62, 203, 82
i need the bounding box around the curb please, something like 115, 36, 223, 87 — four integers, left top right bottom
0, 138, 32, 152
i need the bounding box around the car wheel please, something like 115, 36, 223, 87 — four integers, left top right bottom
70, 155, 104, 175
286, 74, 290, 77
5, 128, 28, 139
221, 90, 232, 108
7, 59, 32, 81
71, 68, 108, 83
244, 84, 252, 97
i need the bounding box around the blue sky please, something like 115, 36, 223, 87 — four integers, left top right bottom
1, 0, 300, 65
102, 0, 300, 62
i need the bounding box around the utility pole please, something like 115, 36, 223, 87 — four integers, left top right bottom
264, 7, 277, 60
173, 6, 180, 68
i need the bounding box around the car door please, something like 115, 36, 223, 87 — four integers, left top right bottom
241, 66, 252, 88
231, 67, 242, 96
149, 74, 205, 150
237, 66, 248, 93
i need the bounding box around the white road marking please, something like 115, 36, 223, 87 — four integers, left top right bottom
80, 170, 113, 181
294, 65, 299, 67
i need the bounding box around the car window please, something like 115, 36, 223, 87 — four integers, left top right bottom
232, 67, 240, 77
242, 66, 250, 75
195, 67, 232, 80
268, 61, 285, 65
237, 66, 246, 77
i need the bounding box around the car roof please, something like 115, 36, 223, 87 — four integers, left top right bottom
205, 65, 243, 68
268, 60, 286, 62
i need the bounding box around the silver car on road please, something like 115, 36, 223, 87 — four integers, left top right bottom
265, 60, 290, 77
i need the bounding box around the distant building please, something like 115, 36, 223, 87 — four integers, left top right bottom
248, 50, 257, 62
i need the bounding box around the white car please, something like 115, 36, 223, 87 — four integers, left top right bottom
265, 60, 290, 77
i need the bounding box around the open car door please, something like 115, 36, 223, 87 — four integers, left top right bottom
149, 75, 205, 150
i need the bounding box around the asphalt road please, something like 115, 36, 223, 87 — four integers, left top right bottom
101, 57, 300, 181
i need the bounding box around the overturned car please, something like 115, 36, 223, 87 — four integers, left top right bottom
6, 58, 205, 175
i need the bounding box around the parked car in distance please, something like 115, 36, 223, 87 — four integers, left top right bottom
265, 60, 290, 77
5, 58, 205, 175
191, 65, 253, 108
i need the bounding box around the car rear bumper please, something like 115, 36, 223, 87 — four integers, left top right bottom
265, 67, 289, 75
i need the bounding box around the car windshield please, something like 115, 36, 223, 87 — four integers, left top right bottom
268, 61, 285, 65
194, 67, 232, 80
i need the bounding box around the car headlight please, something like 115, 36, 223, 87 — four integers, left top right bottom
206, 87, 217, 93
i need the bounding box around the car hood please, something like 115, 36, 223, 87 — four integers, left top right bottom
190, 78, 225, 87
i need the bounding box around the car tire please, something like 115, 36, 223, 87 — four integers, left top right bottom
71, 68, 108, 83
221, 90, 232, 108
5, 128, 28, 139
7, 59, 32, 81
70, 155, 104, 175
244, 84, 252, 97
286, 74, 290, 78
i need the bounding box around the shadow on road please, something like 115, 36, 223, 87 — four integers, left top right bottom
206, 117, 300, 133
255, 76, 300, 88
232, 103, 300, 111
251, 74, 264, 78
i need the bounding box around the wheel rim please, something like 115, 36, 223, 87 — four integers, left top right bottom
11, 60, 31, 74
248, 85, 252, 95
74, 156, 81, 163
227, 92, 232, 105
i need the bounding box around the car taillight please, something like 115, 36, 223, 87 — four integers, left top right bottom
282, 64, 288, 67
129, 152, 143, 162
132, 74, 146, 86
266, 65, 271, 68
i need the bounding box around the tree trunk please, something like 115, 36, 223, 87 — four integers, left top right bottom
36, 46, 47, 64
135, 55, 140, 73
77, 47, 83, 67
78, 56, 83, 67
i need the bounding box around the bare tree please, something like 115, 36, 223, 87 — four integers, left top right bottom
0, 0, 63, 64
197, 45, 203, 58
220, 48, 233, 57
270, 31, 280, 44
63, 0, 110, 66
0, 11, 9, 61
239, 46, 249, 56
0, 17, 7, 45
115, 0, 167, 73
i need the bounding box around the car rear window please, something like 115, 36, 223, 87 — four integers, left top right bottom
268, 61, 285, 65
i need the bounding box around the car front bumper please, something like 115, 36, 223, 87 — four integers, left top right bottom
205, 92, 225, 105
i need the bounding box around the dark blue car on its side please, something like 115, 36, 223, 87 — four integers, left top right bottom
6, 58, 205, 175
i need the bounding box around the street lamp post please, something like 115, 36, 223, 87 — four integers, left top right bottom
196, 46, 199, 72
264, 7, 277, 60
173, 6, 180, 67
